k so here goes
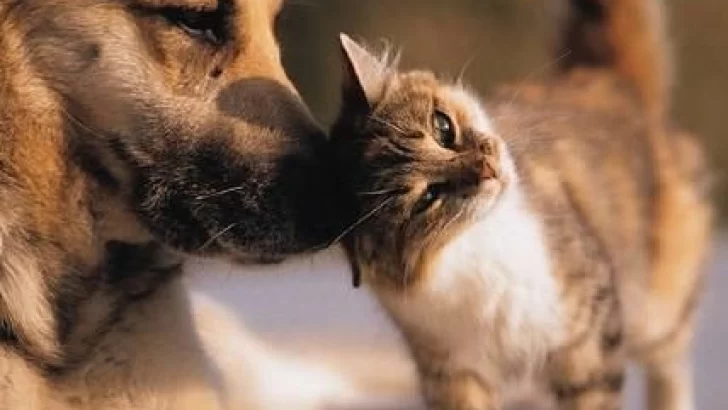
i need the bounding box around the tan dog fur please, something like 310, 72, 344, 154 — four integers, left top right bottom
0, 0, 343, 408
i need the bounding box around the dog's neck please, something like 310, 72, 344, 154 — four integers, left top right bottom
53, 242, 186, 373
0, 234, 184, 374
1, 11, 78, 364
0, 15, 177, 374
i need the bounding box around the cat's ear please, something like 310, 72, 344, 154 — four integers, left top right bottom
339, 34, 389, 109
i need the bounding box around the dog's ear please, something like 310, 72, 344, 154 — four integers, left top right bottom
339, 34, 390, 111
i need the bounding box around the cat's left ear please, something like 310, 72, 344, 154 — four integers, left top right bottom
339, 34, 390, 110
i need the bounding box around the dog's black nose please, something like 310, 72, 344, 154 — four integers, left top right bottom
214, 77, 345, 255
217, 77, 322, 142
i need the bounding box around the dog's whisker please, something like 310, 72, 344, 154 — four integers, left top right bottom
59, 107, 108, 141
198, 222, 238, 252
195, 186, 245, 201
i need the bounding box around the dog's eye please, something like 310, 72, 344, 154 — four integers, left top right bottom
161, 7, 225, 45
413, 184, 444, 215
433, 110, 456, 149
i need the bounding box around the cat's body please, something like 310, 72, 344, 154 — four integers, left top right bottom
331, 0, 711, 409
374, 143, 561, 386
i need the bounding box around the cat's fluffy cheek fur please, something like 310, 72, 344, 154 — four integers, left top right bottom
377, 184, 564, 385
445, 86, 495, 135
445, 84, 518, 194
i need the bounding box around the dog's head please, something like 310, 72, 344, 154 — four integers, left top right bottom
10, 0, 341, 261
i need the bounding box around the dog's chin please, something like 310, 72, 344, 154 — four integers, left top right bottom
182, 231, 332, 266
171, 242, 288, 266
229, 254, 287, 265
227, 239, 333, 265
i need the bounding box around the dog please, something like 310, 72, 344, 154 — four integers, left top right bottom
0, 0, 345, 408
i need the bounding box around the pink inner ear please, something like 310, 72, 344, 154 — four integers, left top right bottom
339, 33, 388, 107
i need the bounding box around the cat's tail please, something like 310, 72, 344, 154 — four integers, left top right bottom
558, 0, 671, 119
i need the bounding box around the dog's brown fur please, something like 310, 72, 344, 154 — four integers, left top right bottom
0, 0, 343, 408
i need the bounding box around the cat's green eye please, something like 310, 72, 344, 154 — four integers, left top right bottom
433, 110, 456, 148
413, 184, 443, 215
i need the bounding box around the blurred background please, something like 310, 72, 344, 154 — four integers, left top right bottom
194, 1, 727, 409
275, 0, 728, 218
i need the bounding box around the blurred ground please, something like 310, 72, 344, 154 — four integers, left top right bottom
190, 235, 727, 409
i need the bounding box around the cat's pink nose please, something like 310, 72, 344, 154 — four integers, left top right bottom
481, 162, 496, 180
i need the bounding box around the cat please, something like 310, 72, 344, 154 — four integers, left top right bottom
330, 0, 712, 409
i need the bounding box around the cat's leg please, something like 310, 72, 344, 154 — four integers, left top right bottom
644, 347, 694, 410
547, 307, 627, 410
631, 137, 710, 410
548, 343, 627, 410
628, 185, 707, 410
419, 367, 499, 410
633, 310, 697, 410
384, 313, 501, 410
404, 338, 498, 410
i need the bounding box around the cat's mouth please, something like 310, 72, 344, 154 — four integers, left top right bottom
480, 174, 505, 198
471, 153, 513, 220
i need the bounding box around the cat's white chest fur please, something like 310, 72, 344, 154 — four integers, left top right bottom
378, 186, 563, 386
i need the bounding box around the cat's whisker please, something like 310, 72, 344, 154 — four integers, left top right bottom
456, 50, 481, 85
442, 207, 467, 235
356, 187, 403, 197
505, 49, 573, 110
328, 196, 395, 247
400, 206, 467, 291
369, 115, 407, 135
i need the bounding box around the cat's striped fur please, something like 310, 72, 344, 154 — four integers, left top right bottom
332, 0, 711, 409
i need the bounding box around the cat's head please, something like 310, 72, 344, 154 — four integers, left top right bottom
331, 35, 514, 289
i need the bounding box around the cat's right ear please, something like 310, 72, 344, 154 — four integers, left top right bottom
339, 34, 389, 110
